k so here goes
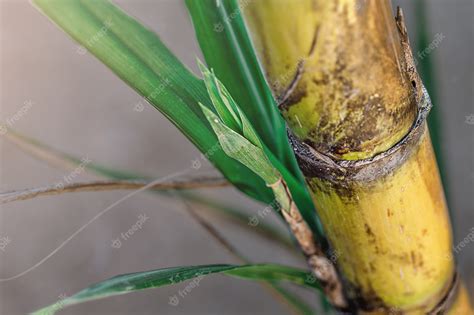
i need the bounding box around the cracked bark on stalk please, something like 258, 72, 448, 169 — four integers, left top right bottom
245, 1, 473, 314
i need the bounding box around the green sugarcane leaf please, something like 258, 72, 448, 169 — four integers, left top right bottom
32, 0, 325, 244
32, 0, 272, 203
32, 264, 320, 315
185, 0, 284, 156
198, 60, 243, 133
200, 63, 262, 148
200, 105, 280, 184
186, 0, 325, 239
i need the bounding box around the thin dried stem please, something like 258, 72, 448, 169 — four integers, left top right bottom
275, 180, 348, 310
0, 177, 229, 204
2, 129, 296, 254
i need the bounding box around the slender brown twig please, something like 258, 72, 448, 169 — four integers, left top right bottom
0, 176, 229, 204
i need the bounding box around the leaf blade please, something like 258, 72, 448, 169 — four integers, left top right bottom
32, 264, 320, 315
31, 0, 273, 203
185, 0, 283, 153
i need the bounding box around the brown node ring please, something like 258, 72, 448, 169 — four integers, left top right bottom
428, 271, 460, 315
288, 86, 432, 184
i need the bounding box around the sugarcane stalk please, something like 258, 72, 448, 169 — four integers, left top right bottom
245, 0, 417, 160
244, 0, 473, 313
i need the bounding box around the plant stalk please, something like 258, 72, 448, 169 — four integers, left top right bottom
244, 0, 473, 313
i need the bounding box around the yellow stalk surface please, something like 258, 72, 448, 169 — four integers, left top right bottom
245, 0, 472, 313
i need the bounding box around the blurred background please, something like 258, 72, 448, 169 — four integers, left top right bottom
0, 0, 472, 314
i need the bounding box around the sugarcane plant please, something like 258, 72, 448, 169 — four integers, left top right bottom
1, 0, 472, 314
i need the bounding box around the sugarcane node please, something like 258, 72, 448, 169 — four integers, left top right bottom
265, 176, 282, 189
427, 271, 460, 315
348, 283, 388, 313
287, 87, 432, 187
286, 5, 432, 187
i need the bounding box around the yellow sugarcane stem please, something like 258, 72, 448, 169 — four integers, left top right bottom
307, 126, 453, 312
244, 0, 472, 313
246, 0, 416, 160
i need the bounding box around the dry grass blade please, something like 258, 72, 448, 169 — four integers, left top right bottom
0, 176, 229, 204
